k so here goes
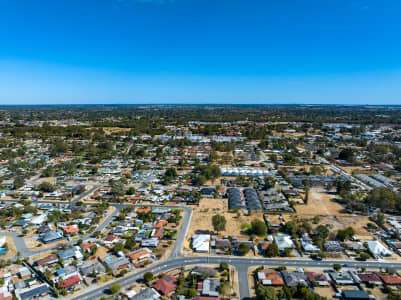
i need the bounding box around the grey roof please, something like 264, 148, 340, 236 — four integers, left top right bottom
244, 188, 262, 210
80, 262, 106, 276
324, 241, 344, 252
341, 290, 370, 300
330, 272, 355, 284
17, 284, 50, 300
57, 248, 75, 260
41, 230, 64, 243
104, 256, 130, 271
129, 288, 160, 300
282, 271, 308, 287
227, 188, 245, 209
202, 278, 220, 297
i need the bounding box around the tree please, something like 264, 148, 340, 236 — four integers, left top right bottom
212, 214, 227, 232
194, 175, 207, 186
251, 220, 267, 236
144, 272, 153, 284
336, 226, 355, 241
220, 262, 229, 271
359, 252, 370, 261
109, 283, 121, 294
38, 182, 56, 193
338, 148, 355, 163
163, 167, 178, 184
256, 284, 278, 300
112, 242, 124, 253
283, 248, 292, 257
336, 179, 351, 195
13, 177, 24, 190
286, 221, 298, 236
111, 182, 124, 197
124, 238, 136, 251
265, 243, 279, 257
376, 213, 385, 226
333, 264, 341, 271
304, 187, 310, 204
186, 288, 198, 297
43, 268, 52, 280
315, 225, 329, 240
238, 243, 250, 256
126, 187, 136, 195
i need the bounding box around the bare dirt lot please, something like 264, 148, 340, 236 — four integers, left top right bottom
3, 236, 17, 259
293, 189, 374, 238
187, 197, 263, 239
295, 190, 347, 216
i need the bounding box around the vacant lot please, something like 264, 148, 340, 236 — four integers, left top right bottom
3, 236, 17, 259
296, 190, 347, 216
187, 198, 263, 238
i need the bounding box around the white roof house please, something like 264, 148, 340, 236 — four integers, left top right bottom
0, 236, 6, 248
301, 241, 320, 253
366, 241, 392, 258
31, 214, 47, 225
275, 234, 294, 252
192, 234, 210, 253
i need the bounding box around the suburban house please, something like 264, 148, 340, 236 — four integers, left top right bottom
257, 270, 285, 286
153, 276, 177, 296
202, 278, 220, 297
127, 248, 153, 263
305, 272, 329, 286
356, 273, 383, 286
79, 262, 106, 277
102, 256, 130, 273
282, 271, 308, 287
41, 230, 64, 244
192, 234, 210, 253
274, 234, 294, 252
57, 274, 82, 290
366, 240, 392, 258
35, 254, 58, 268
329, 272, 356, 285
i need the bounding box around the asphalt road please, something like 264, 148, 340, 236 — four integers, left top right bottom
72, 255, 401, 300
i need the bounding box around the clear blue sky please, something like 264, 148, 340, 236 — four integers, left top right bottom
1, 0, 400, 105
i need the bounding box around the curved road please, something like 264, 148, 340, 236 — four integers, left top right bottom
72, 255, 401, 300
4, 198, 400, 299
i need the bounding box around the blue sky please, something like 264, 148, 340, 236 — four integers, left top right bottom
1, 0, 400, 105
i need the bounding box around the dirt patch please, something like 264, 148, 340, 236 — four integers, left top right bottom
313, 287, 336, 299
36, 177, 58, 183
2, 236, 17, 259
340, 166, 373, 175
187, 198, 264, 238
295, 190, 347, 216
24, 237, 67, 250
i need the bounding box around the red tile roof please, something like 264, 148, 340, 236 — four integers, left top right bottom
357, 273, 381, 283
57, 274, 81, 288
153, 276, 177, 295
36, 254, 58, 266
154, 220, 168, 229
127, 248, 152, 261
105, 234, 118, 242
80, 243, 95, 252
380, 274, 401, 285
62, 225, 79, 233
260, 271, 284, 285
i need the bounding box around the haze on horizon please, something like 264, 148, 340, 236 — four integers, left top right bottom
1, 0, 400, 105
